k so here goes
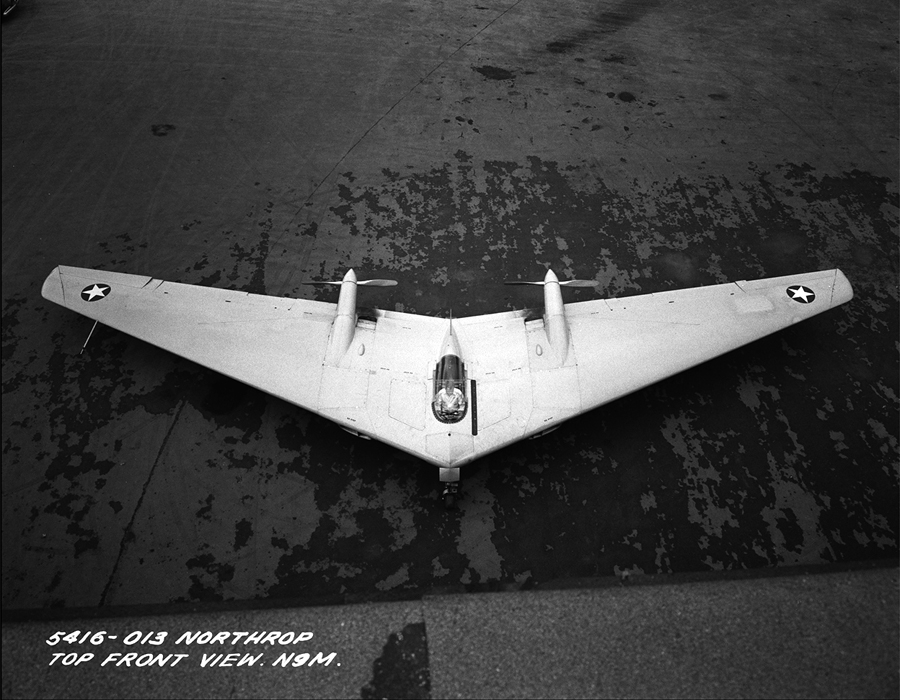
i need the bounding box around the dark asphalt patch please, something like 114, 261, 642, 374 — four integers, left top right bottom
361, 622, 431, 700
150, 124, 176, 137
545, 0, 662, 54
473, 65, 515, 81
200, 375, 251, 416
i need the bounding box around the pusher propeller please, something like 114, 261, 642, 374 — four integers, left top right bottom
504, 279, 598, 287
302, 269, 397, 287
504, 270, 599, 288
303, 279, 398, 286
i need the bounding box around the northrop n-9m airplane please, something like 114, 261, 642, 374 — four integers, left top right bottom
42, 266, 852, 506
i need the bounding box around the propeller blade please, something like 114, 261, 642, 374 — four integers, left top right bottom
504, 280, 598, 287
357, 279, 398, 287
302, 279, 397, 286
559, 280, 600, 288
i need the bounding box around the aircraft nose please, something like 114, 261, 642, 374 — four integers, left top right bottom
544, 269, 559, 284
343, 269, 357, 283
425, 431, 474, 465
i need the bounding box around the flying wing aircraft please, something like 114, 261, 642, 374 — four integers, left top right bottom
42, 265, 852, 506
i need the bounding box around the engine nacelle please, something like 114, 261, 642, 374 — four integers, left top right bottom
542, 269, 570, 364
324, 269, 359, 365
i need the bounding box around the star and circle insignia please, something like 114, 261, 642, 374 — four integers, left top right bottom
786, 285, 815, 304
81, 283, 111, 302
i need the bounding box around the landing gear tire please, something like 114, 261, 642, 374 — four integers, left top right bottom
442, 483, 459, 509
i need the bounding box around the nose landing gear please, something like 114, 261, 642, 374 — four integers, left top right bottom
442, 482, 459, 509
440, 467, 460, 509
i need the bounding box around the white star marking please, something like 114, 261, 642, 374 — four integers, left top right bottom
787, 285, 815, 303
81, 284, 110, 301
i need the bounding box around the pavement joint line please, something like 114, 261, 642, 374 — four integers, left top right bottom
99, 400, 187, 607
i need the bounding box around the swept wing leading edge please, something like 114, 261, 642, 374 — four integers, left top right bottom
565, 269, 853, 410
41, 266, 336, 413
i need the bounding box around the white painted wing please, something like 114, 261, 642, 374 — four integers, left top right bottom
42, 266, 852, 470
566, 269, 853, 410
40, 265, 456, 466
41, 266, 336, 413
448, 269, 853, 466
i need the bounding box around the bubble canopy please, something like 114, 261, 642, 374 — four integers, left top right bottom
432, 354, 467, 423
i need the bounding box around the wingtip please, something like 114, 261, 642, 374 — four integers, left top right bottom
41, 266, 65, 305
832, 268, 853, 306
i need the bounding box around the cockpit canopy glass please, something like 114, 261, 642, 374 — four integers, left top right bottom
432, 355, 467, 424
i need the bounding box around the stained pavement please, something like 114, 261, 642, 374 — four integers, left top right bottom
1, 0, 898, 695
3, 565, 897, 698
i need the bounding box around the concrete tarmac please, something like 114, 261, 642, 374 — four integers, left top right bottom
2, 0, 898, 681
3, 565, 897, 699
